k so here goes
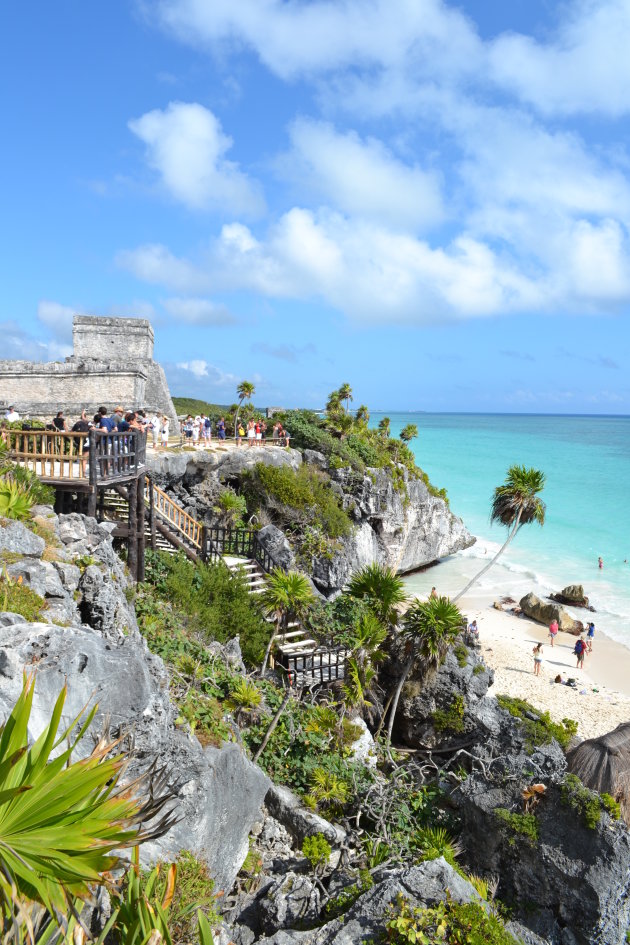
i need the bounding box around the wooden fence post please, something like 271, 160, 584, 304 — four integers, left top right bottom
136, 475, 146, 582
87, 432, 98, 518
148, 478, 156, 550
127, 483, 138, 582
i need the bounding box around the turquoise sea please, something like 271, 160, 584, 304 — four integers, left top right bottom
373, 413, 630, 647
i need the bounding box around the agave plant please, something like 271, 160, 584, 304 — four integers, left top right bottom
0, 674, 177, 924
0, 480, 34, 521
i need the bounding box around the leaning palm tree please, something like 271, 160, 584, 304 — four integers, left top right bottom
338, 383, 353, 413
342, 611, 388, 712
400, 423, 418, 444
355, 404, 370, 427
377, 416, 391, 438
234, 380, 256, 440
347, 562, 407, 629
386, 595, 463, 746
259, 568, 315, 675
453, 465, 546, 604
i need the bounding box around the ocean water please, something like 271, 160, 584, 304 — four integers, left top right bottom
372, 413, 630, 647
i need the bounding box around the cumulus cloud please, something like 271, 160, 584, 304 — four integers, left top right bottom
128, 102, 264, 214
163, 297, 235, 325
0, 321, 72, 362
37, 300, 77, 342
283, 119, 444, 230
176, 359, 211, 377
167, 359, 241, 395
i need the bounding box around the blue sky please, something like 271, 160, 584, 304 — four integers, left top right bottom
2, 0, 630, 413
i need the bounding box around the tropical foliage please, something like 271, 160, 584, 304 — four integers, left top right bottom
259, 568, 315, 674
347, 563, 407, 628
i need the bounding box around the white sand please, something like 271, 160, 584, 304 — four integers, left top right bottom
467, 599, 630, 738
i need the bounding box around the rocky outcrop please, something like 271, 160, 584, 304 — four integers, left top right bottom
0, 510, 270, 895
549, 584, 593, 610
265, 784, 346, 846
519, 593, 583, 635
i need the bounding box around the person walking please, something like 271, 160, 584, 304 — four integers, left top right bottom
574, 636, 587, 669
217, 417, 226, 441
533, 642, 544, 676
586, 621, 596, 651
548, 619, 559, 647
149, 411, 161, 449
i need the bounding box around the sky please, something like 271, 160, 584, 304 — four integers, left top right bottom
2, 0, 630, 413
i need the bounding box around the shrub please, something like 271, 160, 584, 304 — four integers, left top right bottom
496, 695, 578, 752
0, 571, 46, 621
325, 871, 374, 917
454, 642, 469, 668
302, 833, 332, 872
417, 826, 461, 867
243, 463, 352, 539
149, 849, 219, 939
560, 773, 618, 829
494, 808, 540, 846
432, 695, 466, 735
385, 893, 518, 945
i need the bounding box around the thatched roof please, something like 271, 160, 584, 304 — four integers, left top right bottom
567, 722, 630, 824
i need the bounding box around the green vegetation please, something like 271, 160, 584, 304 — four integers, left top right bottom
243, 462, 352, 540
347, 562, 407, 628
0, 569, 47, 621
301, 833, 331, 872
560, 773, 620, 829
454, 465, 546, 604
0, 442, 54, 521
494, 808, 540, 846
496, 695, 578, 752
417, 826, 461, 868
432, 694, 466, 735
472, 663, 485, 676
259, 568, 316, 674
454, 642, 469, 668
324, 871, 374, 917
385, 893, 519, 945
149, 849, 219, 940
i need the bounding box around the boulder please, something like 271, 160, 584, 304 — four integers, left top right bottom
78, 564, 136, 641
6, 559, 65, 599
303, 450, 328, 471
0, 518, 45, 557
0, 619, 270, 895
259, 873, 322, 933
519, 593, 583, 635
256, 525, 296, 572
217, 447, 302, 482
550, 584, 592, 610
265, 784, 346, 846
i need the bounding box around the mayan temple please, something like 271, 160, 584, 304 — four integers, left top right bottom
0, 315, 178, 427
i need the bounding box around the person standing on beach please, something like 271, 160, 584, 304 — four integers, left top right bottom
430, 586, 438, 599
548, 619, 559, 647
586, 621, 595, 651
598, 556, 604, 569
574, 636, 587, 669
533, 643, 543, 676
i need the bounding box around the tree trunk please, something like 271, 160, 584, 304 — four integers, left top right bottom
386, 656, 415, 747
452, 511, 523, 605
253, 689, 291, 763
260, 613, 283, 676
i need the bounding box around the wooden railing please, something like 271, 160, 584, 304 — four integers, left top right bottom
276, 646, 349, 687
147, 483, 203, 552
6, 429, 146, 485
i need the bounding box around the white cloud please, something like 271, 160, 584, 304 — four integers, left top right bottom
0, 321, 72, 362
116, 243, 211, 292
163, 297, 235, 324
128, 101, 264, 214
283, 119, 444, 230
37, 300, 77, 342
176, 359, 211, 377
154, 0, 481, 82
489, 0, 630, 117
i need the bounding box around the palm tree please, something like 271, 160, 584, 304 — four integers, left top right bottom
338, 383, 353, 413
453, 465, 546, 604
343, 611, 388, 711
234, 380, 256, 441
400, 423, 418, 444
326, 390, 342, 415
386, 595, 463, 746
259, 568, 315, 675
355, 404, 370, 427
378, 416, 391, 438
347, 562, 407, 629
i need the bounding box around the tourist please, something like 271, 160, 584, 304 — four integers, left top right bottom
110, 406, 126, 430
284, 428, 291, 448
466, 619, 479, 645
237, 422, 245, 446
548, 619, 559, 647
201, 414, 212, 445
574, 636, 587, 669
192, 415, 201, 447
217, 417, 226, 440
247, 420, 256, 447
430, 586, 438, 599
52, 411, 67, 432
255, 420, 262, 446
533, 642, 543, 676
71, 413, 91, 476
183, 415, 193, 441
98, 407, 115, 432
160, 416, 170, 449
4, 406, 19, 422
598, 556, 604, 569
127, 412, 144, 431
272, 422, 281, 444
586, 621, 596, 651
149, 411, 161, 449
261, 421, 268, 445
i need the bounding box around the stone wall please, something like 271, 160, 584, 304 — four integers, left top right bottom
0, 315, 179, 430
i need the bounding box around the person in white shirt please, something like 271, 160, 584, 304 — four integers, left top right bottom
4, 406, 19, 422
160, 417, 170, 449
192, 415, 201, 447
149, 413, 161, 449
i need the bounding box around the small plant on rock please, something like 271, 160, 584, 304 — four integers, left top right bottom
417, 826, 462, 868
302, 833, 331, 873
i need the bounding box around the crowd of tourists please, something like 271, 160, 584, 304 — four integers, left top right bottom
180, 414, 291, 449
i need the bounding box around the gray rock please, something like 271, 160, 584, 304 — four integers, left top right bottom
0, 620, 270, 896
6, 559, 65, 599
57, 513, 88, 544
265, 785, 346, 846
43, 597, 78, 627
259, 873, 322, 933
217, 448, 302, 481
256, 859, 482, 945
78, 565, 134, 641
0, 519, 45, 557
303, 450, 328, 471
256, 525, 296, 572
519, 593, 583, 635
52, 561, 82, 593
348, 717, 377, 767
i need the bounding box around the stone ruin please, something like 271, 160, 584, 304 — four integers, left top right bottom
0, 315, 179, 429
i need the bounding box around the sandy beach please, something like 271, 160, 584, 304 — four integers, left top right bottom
456, 585, 630, 739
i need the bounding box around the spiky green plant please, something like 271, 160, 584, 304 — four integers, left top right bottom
0, 481, 34, 521
259, 569, 315, 675
454, 465, 546, 603
347, 563, 407, 628
307, 767, 349, 810
226, 677, 262, 724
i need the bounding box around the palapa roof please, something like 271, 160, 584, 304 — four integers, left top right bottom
567, 722, 630, 823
